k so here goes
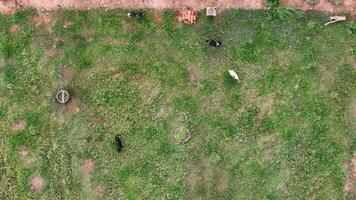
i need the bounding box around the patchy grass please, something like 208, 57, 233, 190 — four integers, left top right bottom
0, 8, 355, 199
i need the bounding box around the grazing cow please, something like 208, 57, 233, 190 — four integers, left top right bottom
127, 12, 144, 18
114, 135, 123, 152
206, 39, 222, 47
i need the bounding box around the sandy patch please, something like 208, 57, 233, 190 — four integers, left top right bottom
81, 159, 94, 176
11, 120, 26, 131
29, 175, 44, 191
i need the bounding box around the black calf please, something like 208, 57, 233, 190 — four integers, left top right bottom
114, 135, 123, 152
127, 12, 144, 18
206, 39, 222, 47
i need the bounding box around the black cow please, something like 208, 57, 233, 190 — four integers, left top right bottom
114, 135, 123, 152
206, 39, 222, 47
127, 12, 144, 18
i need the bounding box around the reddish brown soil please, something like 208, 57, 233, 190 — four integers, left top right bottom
11, 120, 26, 131
32, 12, 55, 32
344, 157, 356, 194
65, 95, 81, 114
81, 159, 94, 176
9, 24, 20, 33
18, 147, 28, 156
29, 175, 44, 191
59, 67, 75, 83
283, 0, 355, 18
1, 0, 355, 17
0, 0, 17, 14
93, 184, 104, 197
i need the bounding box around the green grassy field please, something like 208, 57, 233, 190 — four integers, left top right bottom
0, 8, 355, 200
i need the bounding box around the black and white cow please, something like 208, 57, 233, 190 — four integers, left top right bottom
127, 12, 144, 18
206, 39, 222, 47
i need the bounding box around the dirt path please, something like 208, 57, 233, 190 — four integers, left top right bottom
1, 0, 355, 17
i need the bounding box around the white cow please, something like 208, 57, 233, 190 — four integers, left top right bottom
228, 69, 241, 83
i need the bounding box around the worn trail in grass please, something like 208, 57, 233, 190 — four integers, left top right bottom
0, 8, 355, 200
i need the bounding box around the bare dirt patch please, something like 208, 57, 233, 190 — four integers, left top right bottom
11, 120, 26, 132
59, 93, 82, 120
9, 24, 20, 33
59, 67, 75, 83
29, 175, 44, 191
32, 12, 55, 33
81, 159, 94, 176
153, 10, 162, 24
93, 184, 104, 197
63, 20, 73, 28
18, 147, 38, 165
1, 0, 354, 17
18, 147, 28, 157
344, 157, 356, 194
0, 0, 17, 15
188, 65, 198, 87
282, 0, 356, 17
